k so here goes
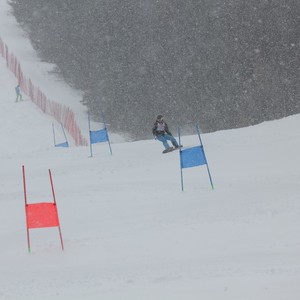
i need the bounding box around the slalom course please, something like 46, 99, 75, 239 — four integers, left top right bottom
0, 4, 300, 298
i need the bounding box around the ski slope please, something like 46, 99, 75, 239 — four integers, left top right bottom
0, 2, 300, 299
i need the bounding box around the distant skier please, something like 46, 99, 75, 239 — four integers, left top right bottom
15, 84, 23, 102
152, 115, 180, 153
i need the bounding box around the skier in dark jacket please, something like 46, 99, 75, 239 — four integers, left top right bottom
152, 115, 179, 151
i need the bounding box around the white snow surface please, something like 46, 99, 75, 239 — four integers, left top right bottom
0, 2, 300, 299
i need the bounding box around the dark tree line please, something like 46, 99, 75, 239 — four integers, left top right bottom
10, 0, 300, 139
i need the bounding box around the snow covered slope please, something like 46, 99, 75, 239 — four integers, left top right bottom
0, 2, 300, 299
1, 54, 300, 299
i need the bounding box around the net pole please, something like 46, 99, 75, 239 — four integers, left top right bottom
196, 125, 214, 189
88, 112, 93, 157
101, 112, 112, 155
178, 127, 184, 191
52, 123, 56, 146
105, 126, 112, 155
58, 226, 64, 251
48, 169, 64, 250
61, 122, 69, 147
48, 169, 56, 204
22, 165, 31, 253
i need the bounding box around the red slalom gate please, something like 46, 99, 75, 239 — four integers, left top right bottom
22, 165, 64, 252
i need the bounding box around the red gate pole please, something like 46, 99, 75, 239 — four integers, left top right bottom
48, 169, 64, 251
22, 165, 31, 253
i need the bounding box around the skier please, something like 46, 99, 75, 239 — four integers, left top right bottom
15, 84, 23, 102
152, 115, 180, 153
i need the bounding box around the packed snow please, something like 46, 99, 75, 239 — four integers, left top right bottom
0, 1, 300, 299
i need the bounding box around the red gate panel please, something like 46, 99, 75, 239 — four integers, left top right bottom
26, 202, 59, 229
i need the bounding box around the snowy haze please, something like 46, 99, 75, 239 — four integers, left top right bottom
10, 0, 300, 139
1, 2, 300, 300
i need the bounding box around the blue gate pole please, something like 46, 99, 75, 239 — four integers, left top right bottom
178, 127, 184, 191
196, 125, 214, 189
52, 123, 56, 147
102, 112, 112, 155
60, 123, 69, 147
88, 112, 93, 157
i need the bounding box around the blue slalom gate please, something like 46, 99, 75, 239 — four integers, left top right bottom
88, 112, 112, 157
52, 123, 69, 148
178, 125, 214, 191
